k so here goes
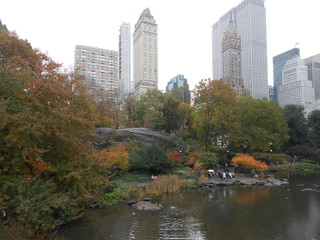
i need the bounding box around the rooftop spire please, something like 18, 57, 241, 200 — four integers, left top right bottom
227, 11, 234, 36
139, 8, 152, 20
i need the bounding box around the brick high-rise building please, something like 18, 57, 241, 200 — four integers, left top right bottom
74, 45, 118, 100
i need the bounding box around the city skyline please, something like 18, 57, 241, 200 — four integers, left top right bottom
1, 0, 320, 92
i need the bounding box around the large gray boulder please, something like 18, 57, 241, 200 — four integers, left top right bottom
131, 201, 164, 211
92, 128, 195, 152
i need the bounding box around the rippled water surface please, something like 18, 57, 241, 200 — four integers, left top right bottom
60, 174, 320, 240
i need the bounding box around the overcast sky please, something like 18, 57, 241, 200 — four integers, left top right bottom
1, 0, 320, 91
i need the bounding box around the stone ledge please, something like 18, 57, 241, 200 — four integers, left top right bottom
130, 201, 164, 211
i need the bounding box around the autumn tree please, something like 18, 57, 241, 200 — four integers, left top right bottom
230, 97, 289, 153
0, 28, 126, 236
232, 154, 268, 173
166, 150, 183, 164
193, 79, 237, 149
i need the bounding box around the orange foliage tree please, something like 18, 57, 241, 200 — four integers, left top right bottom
166, 150, 183, 164
232, 154, 268, 172
93, 145, 129, 174
185, 151, 201, 168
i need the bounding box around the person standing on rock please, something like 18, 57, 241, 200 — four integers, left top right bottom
251, 169, 255, 177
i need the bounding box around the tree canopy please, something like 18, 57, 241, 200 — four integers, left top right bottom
283, 104, 309, 148
0, 27, 125, 237
230, 97, 289, 153
308, 110, 320, 148
193, 79, 237, 149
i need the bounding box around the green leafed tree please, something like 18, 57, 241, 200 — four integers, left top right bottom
162, 95, 182, 133
137, 89, 165, 130
283, 104, 309, 149
167, 85, 191, 104
230, 97, 289, 153
308, 109, 320, 148
192, 79, 237, 150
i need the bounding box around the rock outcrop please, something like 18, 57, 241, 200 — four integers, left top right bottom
92, 128, 195, 152
130, 201, 164, 211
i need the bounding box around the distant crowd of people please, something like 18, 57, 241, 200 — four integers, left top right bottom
207, 169, 235, 181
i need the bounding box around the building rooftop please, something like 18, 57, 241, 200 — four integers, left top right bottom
139, 8, 152, 20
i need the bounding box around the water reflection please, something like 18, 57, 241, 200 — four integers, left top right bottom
232, 187, 269, 205
61, 174, 320, 240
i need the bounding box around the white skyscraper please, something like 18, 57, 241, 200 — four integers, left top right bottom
304, 53, 320, 104
279, 56, 317, 116
212, 0, 268, 99
133, 8, 158, 99
118, 22, 132, 98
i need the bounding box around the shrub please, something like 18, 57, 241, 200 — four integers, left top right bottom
166, 150, 183, 164
103, 189, 128, 206
232, 154, 268, 172
198, 152, 219, 169
185, 183, 198, 189
94, 144, 129, 174
127, 140, 138, 152
185, 151, 201, 168
0, 177, 83, 236
125, 186, 145, 200
150, 190, 163, 203
128, 145, 173, 174
146, 175, 182, 194
271, 156, 285, 164
286, 145, 320, 164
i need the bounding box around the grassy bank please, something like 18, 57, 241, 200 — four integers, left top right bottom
268, 160, 320, 174
103, 174, 185, 206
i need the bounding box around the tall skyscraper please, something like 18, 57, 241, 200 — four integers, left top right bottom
273, 48, 300, 103
304, 53, 320, 104
118, 22, 132, 99
133, 8, 158, 99
221, 13, 248, 97
166, 74, 191, 104
279, 56, 317, 116
212, 0, 268, 99
74, 45, 118, 100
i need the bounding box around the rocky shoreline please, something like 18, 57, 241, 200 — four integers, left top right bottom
128, 176, 289, 211
185, 175, 289, 187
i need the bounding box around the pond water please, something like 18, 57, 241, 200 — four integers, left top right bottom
60, 174, 320, 240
